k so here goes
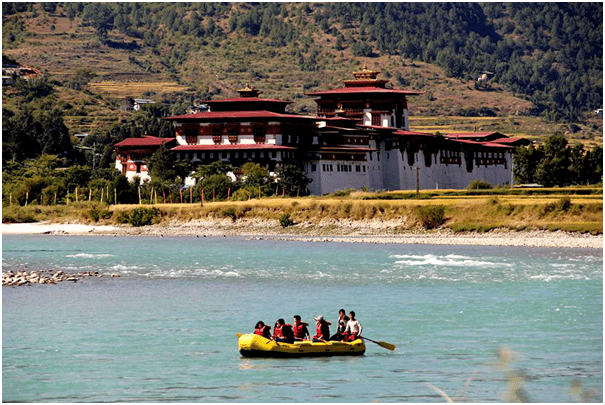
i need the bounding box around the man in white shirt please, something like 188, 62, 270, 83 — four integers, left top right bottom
343, 311, 363, 342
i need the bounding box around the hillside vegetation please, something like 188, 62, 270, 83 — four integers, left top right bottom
2, 3, 602, 126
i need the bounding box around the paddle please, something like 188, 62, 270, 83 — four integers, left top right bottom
360, 336, 396, 351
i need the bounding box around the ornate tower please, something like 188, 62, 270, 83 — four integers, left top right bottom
307, 64, 421, 130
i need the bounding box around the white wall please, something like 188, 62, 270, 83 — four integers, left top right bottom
396, 149, 513, 190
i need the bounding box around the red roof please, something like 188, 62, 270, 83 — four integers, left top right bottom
165, 110, 319, 121
452, 139, 512, 149
445, 132, 504, 139
204, 97, 291, 105
114, 136, 173, 147
488, 137, 532, 146
307, 87, 422, 96
172, 144, 296, 151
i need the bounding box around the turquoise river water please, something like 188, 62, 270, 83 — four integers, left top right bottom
2, 235, 602, 402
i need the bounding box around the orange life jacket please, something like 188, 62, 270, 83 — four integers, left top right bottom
314, 322, 331, 340
293, 322, 308, 339
274, 324, 283, 338
254, 325, 271, 338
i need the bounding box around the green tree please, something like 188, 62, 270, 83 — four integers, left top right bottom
147, 144, 190, 191
275, 164, 311, 196
240, 162, 270, 187
191, 161, 235, 201
82, 2, 115, 43
535, 135, 571, 187
513, 144, 544, 185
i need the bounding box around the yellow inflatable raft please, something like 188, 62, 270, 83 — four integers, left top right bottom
237, 333, 366, 358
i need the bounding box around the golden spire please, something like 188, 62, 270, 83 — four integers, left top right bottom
352, 63, 381, 81
236, 83, 261, 98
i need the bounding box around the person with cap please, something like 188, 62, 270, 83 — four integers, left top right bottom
273, 318, 295, 344
292, 315, 310, 341
312, 315, 332, 342
254, 320, 272, 339
342, 311, 363, 342
330, 308, 350, 341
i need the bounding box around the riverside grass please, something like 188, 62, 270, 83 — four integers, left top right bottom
3, 188, 602, 235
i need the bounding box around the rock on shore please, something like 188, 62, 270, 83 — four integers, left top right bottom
2, 270, 118, 287
2, 218, 602, 249
111, 218, 603, 249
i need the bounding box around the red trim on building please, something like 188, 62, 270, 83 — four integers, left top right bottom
165, 110, 319, 121
171, 144, 296, 151
307, 87, 422, 96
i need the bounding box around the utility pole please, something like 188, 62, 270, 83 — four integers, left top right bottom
416, 166, 420, 199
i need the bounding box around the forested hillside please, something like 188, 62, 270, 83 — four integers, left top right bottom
3, 2, 602, 121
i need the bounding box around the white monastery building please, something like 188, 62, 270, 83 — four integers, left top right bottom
116, 65, 530, 194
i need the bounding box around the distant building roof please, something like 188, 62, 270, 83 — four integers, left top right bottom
114, 135, 173, 148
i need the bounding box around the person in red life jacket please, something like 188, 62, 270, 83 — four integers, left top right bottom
254, 321, 271, 339
330, 308, 350, 341
312, 315, 331, 342
342, 311, 363, 342
273, 318, 294, 344
292, 315, 310, 341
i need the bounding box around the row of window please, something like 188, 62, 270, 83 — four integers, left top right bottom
177, 151, 295, 160
318, 164, 371, 173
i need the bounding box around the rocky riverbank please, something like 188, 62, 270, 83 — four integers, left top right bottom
3, 219, 601, 249
2, 270, 121, 287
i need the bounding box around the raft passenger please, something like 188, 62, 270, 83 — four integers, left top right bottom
330, 308, 349, 341
274, 318, 294, 344
342, 311, 363, 342
254, 321, 272, 339
313, 315, 331, 342
292, 315, 310, 341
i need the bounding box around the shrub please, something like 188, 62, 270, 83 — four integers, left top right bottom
128, 207, 160, 227
555, 197, 572, 212
86, 204, 112, 222
116, 210, 130, 224
279, 213, 295, 228
221, 207, 237, 222
415, 205, 446, 230
2, 206, 38, 223
467, 180, 493, 190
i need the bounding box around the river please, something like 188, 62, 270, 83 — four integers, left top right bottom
2, 235, 602, 402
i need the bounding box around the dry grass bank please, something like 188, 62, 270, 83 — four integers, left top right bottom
4, 188, 602, 235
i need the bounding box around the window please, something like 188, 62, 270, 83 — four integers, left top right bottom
254, 127, 266, 144
311, 164, 316, 172
372, 113, 381, 126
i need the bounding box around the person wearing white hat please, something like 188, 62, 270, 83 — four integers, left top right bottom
312, 315, 332, 342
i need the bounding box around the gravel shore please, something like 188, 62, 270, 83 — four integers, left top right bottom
3, 219, 602, 249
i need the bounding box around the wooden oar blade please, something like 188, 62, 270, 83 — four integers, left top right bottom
378, 341, 396, 351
